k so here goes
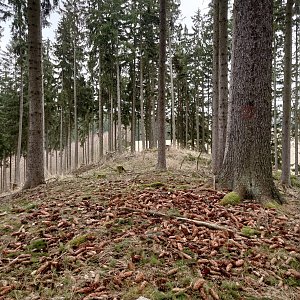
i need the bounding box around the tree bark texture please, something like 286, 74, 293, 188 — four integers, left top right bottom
157, 0, 167, 169
218, 0, 228, 169
117, 58, 122, 153
281, 0, 293, 186
23, 0, 45, 189
98, 56, 103, 158
212, 0, 219, 174
295, 20, 299, 176
218, 0, 281, 202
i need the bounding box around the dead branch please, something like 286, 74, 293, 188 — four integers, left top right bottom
120, 207, 236, 234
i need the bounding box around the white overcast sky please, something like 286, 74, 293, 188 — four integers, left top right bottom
0, 0, 210, 51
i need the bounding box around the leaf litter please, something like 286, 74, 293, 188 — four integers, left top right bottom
0, 149, 299, 299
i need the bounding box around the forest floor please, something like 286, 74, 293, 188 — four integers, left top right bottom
0, 148, 299, 300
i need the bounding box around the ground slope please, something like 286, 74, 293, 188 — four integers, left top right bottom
0, 149, 299, 300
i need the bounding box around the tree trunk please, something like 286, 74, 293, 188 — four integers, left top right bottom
218, 0, 228, 169
140, 51, 146, 150
196, 86, 200, 151
59, 107, 63, 175
98, 56, 103, 159
74, 39, 78, 170
281, 0, 293, 186
15, 56, 24, 186
218, 0, 281, 202
212, 0, 219, 174
91, 121, 94, 163
157, 0, 167, 169
23, 0, 45, 189
169, 31, 176, 147
273, 44, 279, 172
117, 58, 122, 153
294, 19, 299, 176
202, 82, 205, 152
131, 59, 136, 153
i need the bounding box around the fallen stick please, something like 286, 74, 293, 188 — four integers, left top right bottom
120, 207, 236, 234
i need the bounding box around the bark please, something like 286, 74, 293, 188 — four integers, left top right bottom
202, 82, 205, 152
140, 50, 146, 150
185, 88, 189, 147
23, 0, 45, 189
218, 0, 228, 168
91, 121, 94, 163
157, 0, 167, 169
281, 0, 293, 186
59, 107, 63, 175
196, 87, 200, 151
273, 45, 278, 172
131, 59, 136, 153
74, 38, 78, 170
169, 31, 176, 147
218, 0, 281, 202
15, 56, 24, 186
98, 56, 103, 159
108, 92, 113, 152
117, 58, 122, 153
295, 20, 299, 176
212, 0, 220, 174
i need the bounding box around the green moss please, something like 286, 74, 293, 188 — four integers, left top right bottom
273, 170, 282, 181
220, 192, 241, 206
240, 226, 259, 237
69, 234, 88, 248
291, 175, 300, 188
28, 239, 47, 252
284, 277, 300, 287
144, 182, 165, 188
220, 281, 241, 300
264, 201, 280, 209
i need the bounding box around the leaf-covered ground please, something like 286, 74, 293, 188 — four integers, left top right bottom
0, 149, 299, 300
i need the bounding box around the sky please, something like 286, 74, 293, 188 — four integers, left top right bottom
0, 0, 210, 51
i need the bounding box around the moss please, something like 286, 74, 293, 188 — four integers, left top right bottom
291, 175, 300, 188
97, 174, 107, 179
264, 201, 280, 209
144, 182, 165, 188
69, 234, 88, 248
220, 192, 241, 206
28, 239, 47, 252
240, 226, 259, 237
273, 170, 282, 181
220, 281, 241, 300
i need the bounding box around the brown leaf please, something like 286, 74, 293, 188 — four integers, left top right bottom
139, 281, 148, 291
167, 268, 178, 276
135, 272, 145, 283
193, 278, 206, 290
286, 269, 300, 279
35, 261, 51, 275
226, 263, 233, 272
235, 259, 244, 267
119, 271, 133, 279
210, 288, 220, 300
0, 285, 15, 296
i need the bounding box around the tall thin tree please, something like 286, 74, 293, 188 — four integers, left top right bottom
212, 0, 219, 174
157, 0, 167, 169
281, 0, 294, 186
23, 0, 45, 189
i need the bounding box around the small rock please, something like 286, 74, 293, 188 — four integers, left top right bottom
136, 297, 151, 300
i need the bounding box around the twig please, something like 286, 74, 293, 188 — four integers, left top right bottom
120, 207, 236, 234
